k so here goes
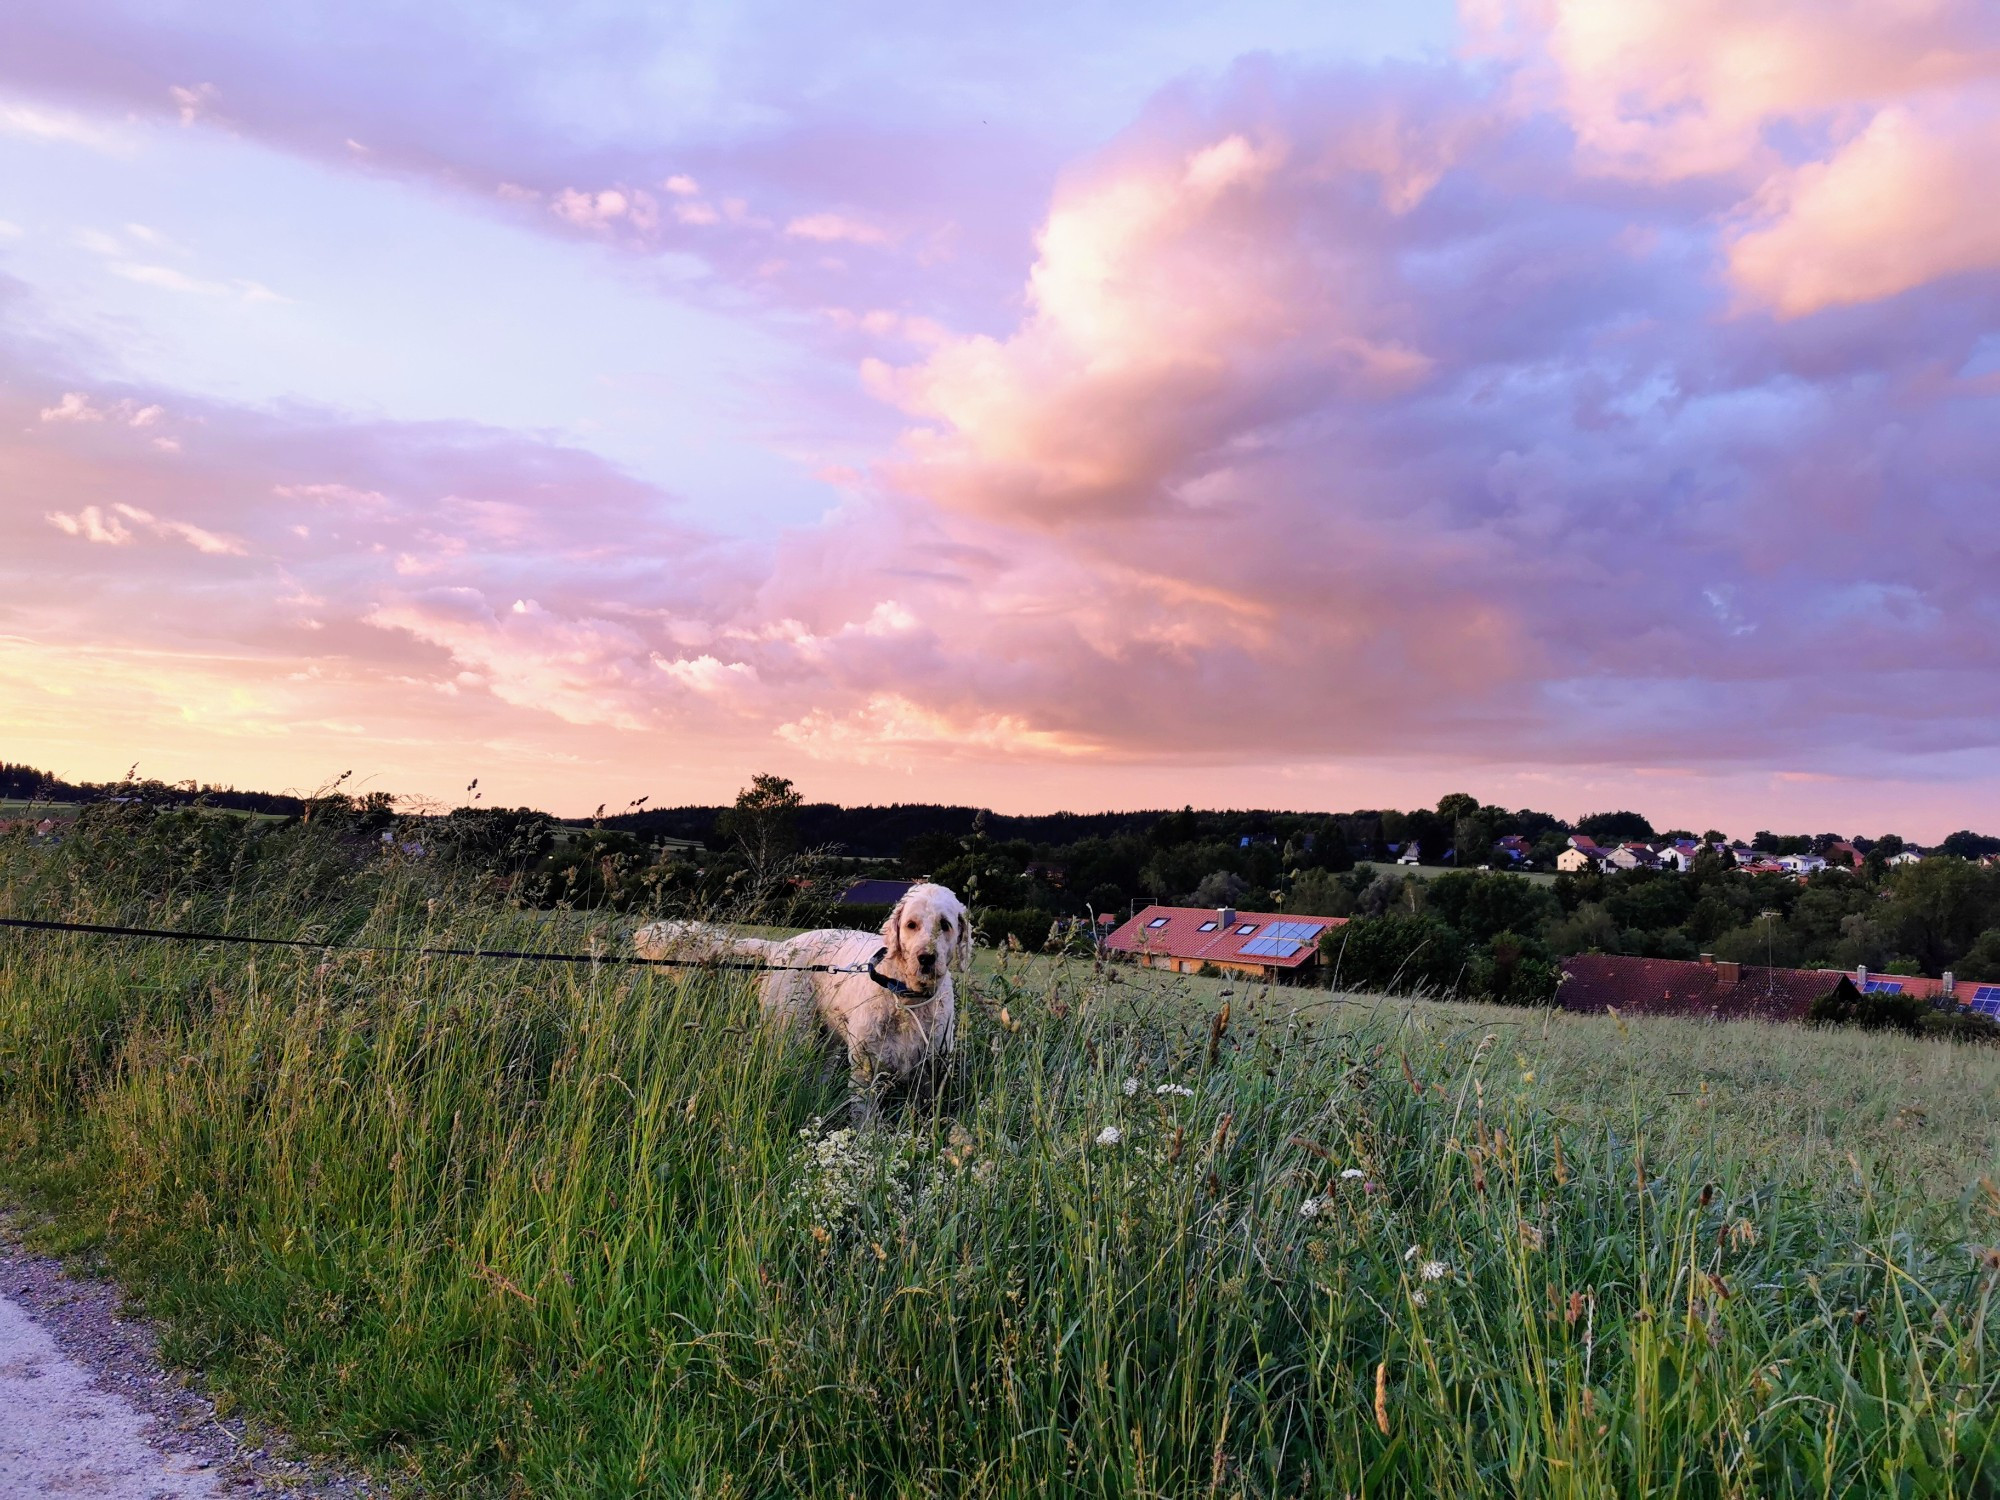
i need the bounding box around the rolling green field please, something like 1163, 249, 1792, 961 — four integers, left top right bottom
1353, 859, 1562, 887
2, 820, 1998, 1496
0, 798, 77, 818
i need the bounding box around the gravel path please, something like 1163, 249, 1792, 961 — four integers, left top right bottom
0, 1220, 389, 1497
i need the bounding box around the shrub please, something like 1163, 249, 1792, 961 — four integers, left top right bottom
1320, 913, 1467, 994
1920, 1007, 2000, 1044
977, 905, 1051, 953
1808, 978, 1927, 1034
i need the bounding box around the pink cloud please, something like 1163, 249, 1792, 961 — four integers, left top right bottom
1472, 0, 2000, 180
784, 211, 891, 245
1729, 102, 2000, 315
869, 110, 1446, 526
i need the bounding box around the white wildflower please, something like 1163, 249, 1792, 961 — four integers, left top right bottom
1154, 1083, 1194, 1097
1096, 1126, 1123, 1147
1411, 1290, 1428, 1308
1122, 1077, 1139, 1097
1340, 1168, 1365, 1180
1421, 1259, 1449, 1282
1404, 1244, 1421, 1262
1300, 1197, 1324, 1219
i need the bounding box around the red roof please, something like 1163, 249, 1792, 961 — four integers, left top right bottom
1557, 953, 1849, 1022
1103, 906, 1346, 969
1841, 969, 1948, 1000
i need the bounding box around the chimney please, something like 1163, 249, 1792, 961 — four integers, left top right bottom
1857, 965, 1868, 989
1714, 960, 1740, 989
1217, 907, 1237, 928
1698, 953, 1715, 966
1943, 971, 1956, 999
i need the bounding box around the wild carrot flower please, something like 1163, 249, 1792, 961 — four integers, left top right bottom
1122, 1077, 1139, 1097
1421, 1259, 1449, 1282
1096, 1126, 1123, 1147
1340, 1168, 1365, 1180
1300, 1197, 1324, 1219
1155, 1083, 1194, 1097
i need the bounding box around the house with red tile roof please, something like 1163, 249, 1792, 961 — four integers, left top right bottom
1557, 953, 2000, 1025
1556, 952, 1856, 1023
1102, 905, 1346, 981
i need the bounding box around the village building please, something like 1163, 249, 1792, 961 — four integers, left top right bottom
1102, 905, 1347, 982
1558, 955, 1998, 1023
1556, 953, 1859, 1022
1603, 843, 1662, 872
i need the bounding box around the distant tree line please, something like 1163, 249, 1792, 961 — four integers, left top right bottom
12, 767, 2000, 999
1, 761, 307, 816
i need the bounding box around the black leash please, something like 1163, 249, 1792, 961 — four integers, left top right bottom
0, 913, 888, 980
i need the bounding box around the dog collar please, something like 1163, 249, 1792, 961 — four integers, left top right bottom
865, 946, 940, 1004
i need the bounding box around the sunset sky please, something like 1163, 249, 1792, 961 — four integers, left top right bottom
4, 1, 1998, 837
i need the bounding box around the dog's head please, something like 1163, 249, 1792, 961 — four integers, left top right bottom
879, 882, 972, 995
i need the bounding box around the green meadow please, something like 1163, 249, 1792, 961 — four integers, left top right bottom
1, 812, 1998, 1496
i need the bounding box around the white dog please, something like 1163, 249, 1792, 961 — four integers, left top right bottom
634, 882, 972, 1115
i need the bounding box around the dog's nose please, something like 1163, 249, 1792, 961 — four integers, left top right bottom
918, 950, 936, 971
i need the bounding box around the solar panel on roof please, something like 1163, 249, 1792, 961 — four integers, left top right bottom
1263, 921, 1321, 943
1972, 985, 2000, 1016
1240, 937, 1303, 959
1863, 978, 1904, 993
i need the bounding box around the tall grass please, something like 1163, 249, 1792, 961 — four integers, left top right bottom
2, 817, 1998, 1495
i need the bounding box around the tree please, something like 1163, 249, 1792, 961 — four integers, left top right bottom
718, 773, 802, 886
1424, 871, 1560, 944
1860, 834, 1902, 881
1880, 857, 1995, 974
1192, 870, 1249, 908
1435, 792, 1481, 823
1287, 868, 1355, 917
1956, 929, 2000, 982
1576, 810, 1655, 843
1939, 830, 2000, 860
1544, 902, 1620, 956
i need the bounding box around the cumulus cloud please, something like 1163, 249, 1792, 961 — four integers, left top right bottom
1471, 0, 2000, 180
1473, 0, 2000, 314
1729, 102, 2000, 315
365, 591, 663, 730
869, 99, 1451, 526
40, 391, 171, 426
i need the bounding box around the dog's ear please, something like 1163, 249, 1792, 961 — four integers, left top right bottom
882, 898, 906, 958
951, 904, 975, 969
